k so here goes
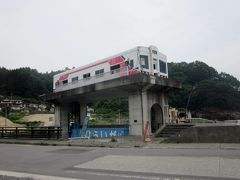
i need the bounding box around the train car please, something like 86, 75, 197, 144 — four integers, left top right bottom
53, 45, 168, 92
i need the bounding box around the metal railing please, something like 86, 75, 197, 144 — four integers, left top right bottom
55, 67, 129, 92
0, 127, 62, 139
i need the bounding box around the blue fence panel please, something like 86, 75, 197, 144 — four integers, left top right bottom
70, 126, 129, 138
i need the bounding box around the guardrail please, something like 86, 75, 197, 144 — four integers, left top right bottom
0, 127, 62, 139
55, 67, 129, 92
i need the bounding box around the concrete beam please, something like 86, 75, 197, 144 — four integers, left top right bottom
44, 74, 181, 104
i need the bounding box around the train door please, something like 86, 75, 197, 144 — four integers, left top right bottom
153, 58, 158, 75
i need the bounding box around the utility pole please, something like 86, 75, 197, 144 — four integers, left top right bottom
186, 86, 196, 118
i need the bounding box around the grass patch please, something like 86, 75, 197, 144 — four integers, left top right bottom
11, 118, 27, 125
8, 112, 27, 121
7, 112, 42, 127
88, 119, 112, 125
25, 121, 42, 127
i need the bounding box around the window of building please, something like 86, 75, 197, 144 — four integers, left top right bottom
83, 73, 91, 79
110, 64, 120, 74
95, 69, 104, 76
71, 76, 78, 82
62, 80, 68, 84
140, 55, 149, 69
159, 60, 167, 73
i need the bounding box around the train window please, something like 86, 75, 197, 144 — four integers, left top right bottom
140, 55, 149, 69
129, 60, 134, 68
159, 60, 167, 73
110, 64, 120, 74
83, 73, 91, 79
72, 76, 78, 82
152, 50, 157, 55
95, 69, 104, 76
62, 80, 68, 84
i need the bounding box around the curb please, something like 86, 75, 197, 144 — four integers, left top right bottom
0, 139, 240, 150
0, 170, 84, 180
0, 139, 144, 148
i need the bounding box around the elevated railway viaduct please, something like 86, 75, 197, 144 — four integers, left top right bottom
45, 73, 181, 139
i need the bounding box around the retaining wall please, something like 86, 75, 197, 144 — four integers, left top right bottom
165, 125, 240, 143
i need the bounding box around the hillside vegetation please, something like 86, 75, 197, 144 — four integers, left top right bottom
0, 67, 63, 100
0, 62, 239, 120
168, 61, 240, 120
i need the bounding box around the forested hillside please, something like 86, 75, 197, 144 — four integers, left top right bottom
168, 61, 240, 119
0, 67, 63, 101
0, 62, 239, 120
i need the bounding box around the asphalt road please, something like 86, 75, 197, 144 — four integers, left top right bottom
0, 144, 240, 180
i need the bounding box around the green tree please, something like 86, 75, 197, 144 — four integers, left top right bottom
168, 61, 240, 113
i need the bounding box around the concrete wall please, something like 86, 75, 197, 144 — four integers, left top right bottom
165, 125, 240, 143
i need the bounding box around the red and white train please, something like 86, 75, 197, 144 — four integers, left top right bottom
53, 45, 168, 92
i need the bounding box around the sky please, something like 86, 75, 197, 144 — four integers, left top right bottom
0, 0, 240, 79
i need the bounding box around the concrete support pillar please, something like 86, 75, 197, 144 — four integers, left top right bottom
54, 104, 60, 127
71, 102, 80, 125
142, 91, 151, 134
128, 89, 169, 136
128, 91, 142, 136
128, 90, 150, 136
80, 104, 87, 125
59, 103, 70, 139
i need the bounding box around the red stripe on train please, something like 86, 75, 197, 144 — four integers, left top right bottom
108, 56, 124, 65
59, 56, 125, 81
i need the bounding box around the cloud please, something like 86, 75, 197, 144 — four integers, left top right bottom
0, 0, 239, 79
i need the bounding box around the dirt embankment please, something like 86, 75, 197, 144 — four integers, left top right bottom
0, 116, 24, 127
23, 114, 55, 126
